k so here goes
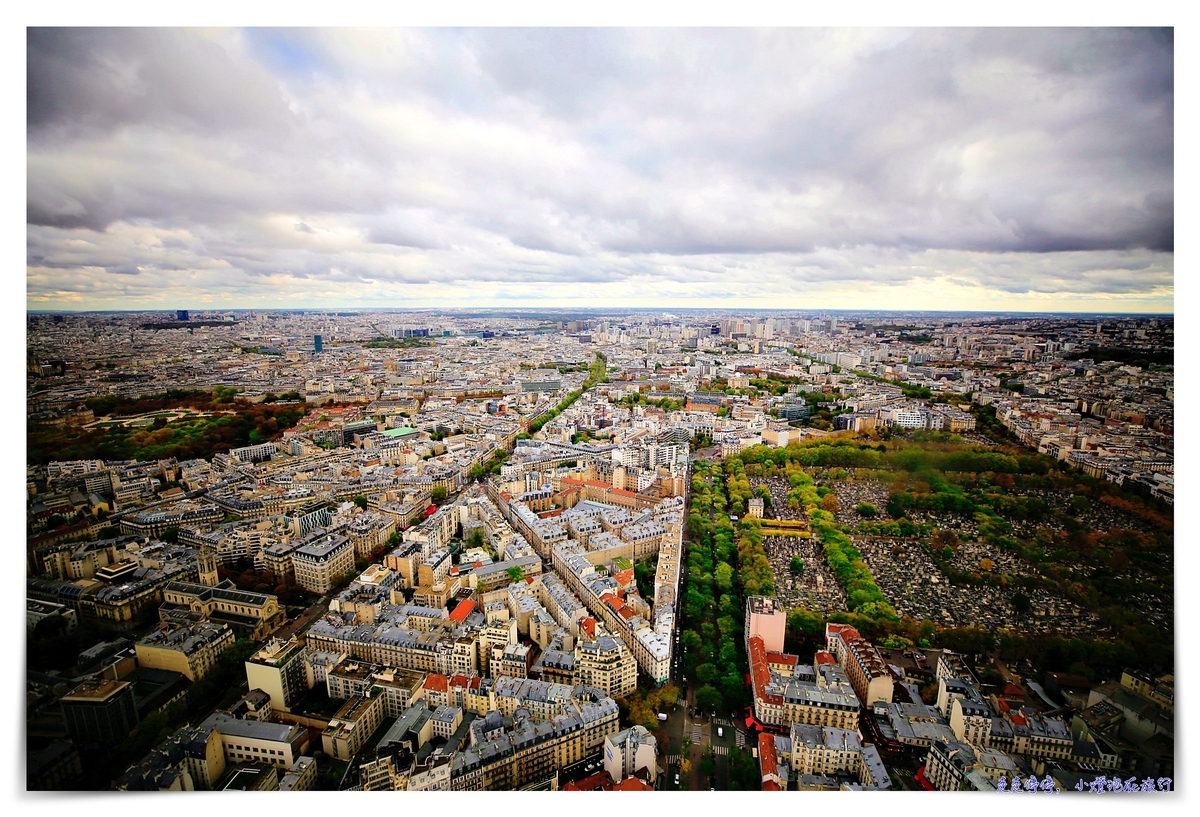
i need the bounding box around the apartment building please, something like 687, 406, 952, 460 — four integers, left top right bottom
442, 696, 621, 791
325, 658, 428, 718
826, 623, 894, 706
323, 693, 387, 761
430, 704, 464, 739
245, 637, 310, 712
925, 738, 997, 791
114, 723, 226, 791
135, 620, 235, 681
748, 637, 861, 730
346, 511, 397, 558
575, 635, 638, 698
784, 723, 890, 790
491, 642, 533, 680
292, 533, 354, 594
604, 725, 657, 784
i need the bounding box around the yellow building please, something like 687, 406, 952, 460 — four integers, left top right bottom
245, 637, 310, 712
323, 694, 386, 761
135, 620, 235, 681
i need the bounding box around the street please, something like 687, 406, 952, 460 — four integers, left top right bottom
272, 594, 331, 640
659, 678, 747, 790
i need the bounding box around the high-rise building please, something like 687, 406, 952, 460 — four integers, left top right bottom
745, 595, 787, 654
177, 310, 189, 321
314, 334, 323, 353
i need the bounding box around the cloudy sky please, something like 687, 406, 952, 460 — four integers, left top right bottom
26, 27, 1173, 313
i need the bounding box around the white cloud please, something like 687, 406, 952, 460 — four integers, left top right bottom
27, 27, 1173, 312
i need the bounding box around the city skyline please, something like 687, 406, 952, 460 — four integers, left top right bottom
28, 28, 1173, 313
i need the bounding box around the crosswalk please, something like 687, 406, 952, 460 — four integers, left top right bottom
691, 725, 702, 742
665, 754, 681, 765
735, 731, 746, 748
711, 746, 729, 756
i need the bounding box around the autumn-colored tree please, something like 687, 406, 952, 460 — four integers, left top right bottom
931, 529, 960, 552
820, 493, 840, 513
980, 558, 994, 571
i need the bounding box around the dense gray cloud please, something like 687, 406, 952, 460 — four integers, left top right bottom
26, 27, 1172, 311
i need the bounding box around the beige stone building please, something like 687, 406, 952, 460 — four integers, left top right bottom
135, 620, 235, 681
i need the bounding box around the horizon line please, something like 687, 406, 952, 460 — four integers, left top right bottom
26, 307, 1176, 317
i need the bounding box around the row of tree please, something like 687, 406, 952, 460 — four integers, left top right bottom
526, 352, 608, 434
680, 460, 751, 717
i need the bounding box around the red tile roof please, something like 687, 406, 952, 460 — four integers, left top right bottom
826, 622, 860, 641
613, 776, 654, 791
748, 636, 782, 706
758, 732, 779, 790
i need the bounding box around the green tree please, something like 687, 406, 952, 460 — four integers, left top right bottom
353, 495, 368, 510
789, 556, 805, 576
695, 663, 720, 685
430, 486, 448, 502
695, 685, 724, 714
506, 565, 525, 583
713, 562, 734, 594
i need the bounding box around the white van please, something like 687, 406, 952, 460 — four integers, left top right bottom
717, 727, 724, 738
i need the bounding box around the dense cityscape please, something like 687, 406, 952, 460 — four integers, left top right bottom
25, 309, 1174, 792
24, 23, 1176, 799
